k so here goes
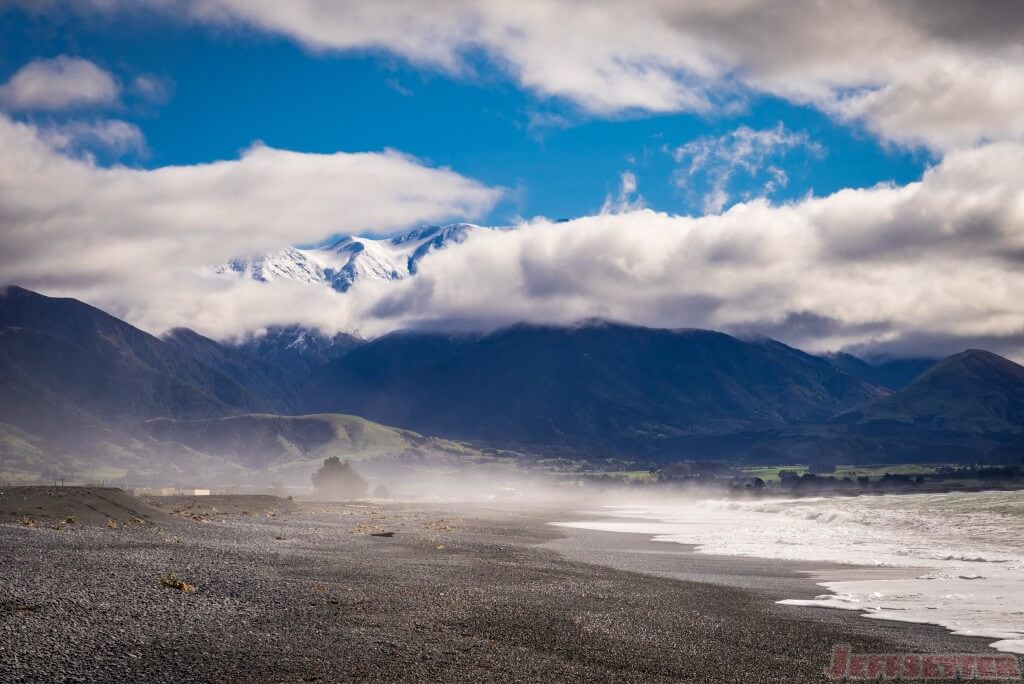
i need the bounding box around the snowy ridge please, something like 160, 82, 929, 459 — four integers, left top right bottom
216, 223, 480, 292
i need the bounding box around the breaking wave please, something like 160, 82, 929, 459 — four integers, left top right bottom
554, 490, 1024, 654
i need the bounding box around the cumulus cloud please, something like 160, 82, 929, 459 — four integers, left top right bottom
0, 114, 500, 336
600, 171, 643, 214
339, 141, 1024, 358
671, 123, 822, 214
0, 56, 119, 110
39, 119, 147, 157
24, 0, 1024, 149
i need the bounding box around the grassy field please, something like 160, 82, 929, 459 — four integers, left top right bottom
740, 464, 942, 482
580, 469, 658, 482
739, 465, 807, 482
833, 464, 939, 479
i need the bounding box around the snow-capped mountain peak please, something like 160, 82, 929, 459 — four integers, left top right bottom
219, 247, 326, 285
216, 223, 481, 292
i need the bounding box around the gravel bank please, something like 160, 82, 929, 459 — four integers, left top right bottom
0, 500, 1003, 683
0, 486, 171, 526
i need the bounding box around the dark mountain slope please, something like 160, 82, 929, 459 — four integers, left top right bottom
162, 328, 308, 410
839, 349, 1024, 433
0, 287, 485, 481
0, 340, 107, 440
235, 325, 363, 377
6, 285, 1024, 471
826, 352, 936, 391
0, 287, 279, 435
313, 322, 883, 452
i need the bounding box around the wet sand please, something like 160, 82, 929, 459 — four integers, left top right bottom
0, 497, 1006, 683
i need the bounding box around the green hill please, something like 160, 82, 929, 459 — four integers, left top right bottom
143, 413, 481, 472
839, 350, 1024, 433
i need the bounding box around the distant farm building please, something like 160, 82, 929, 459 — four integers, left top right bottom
133, 487, 211, 496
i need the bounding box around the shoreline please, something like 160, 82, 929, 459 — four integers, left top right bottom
548, 497, 1024, 658
543, 520, 925, 598
630, 480, 1024, 501
0, 499, 1009, 682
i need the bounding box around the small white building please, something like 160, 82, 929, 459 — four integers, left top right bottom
133, 487, 210, 496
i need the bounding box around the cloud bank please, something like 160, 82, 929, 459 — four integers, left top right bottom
0, 114, 500, 335
346, 142, 1024, 358
3, 2, 1024, 358
2, 111, 1023, 357
29, 0, 1024, 151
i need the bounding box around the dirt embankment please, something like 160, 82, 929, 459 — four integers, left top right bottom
0, 486, 171, 526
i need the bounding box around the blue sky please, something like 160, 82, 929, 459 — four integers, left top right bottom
0, 6, 930, 226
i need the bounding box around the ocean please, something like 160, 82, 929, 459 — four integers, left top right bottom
554, 490, 1024, 654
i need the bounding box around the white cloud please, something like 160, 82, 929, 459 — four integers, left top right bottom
0, 56, 119, 110
671, 123, 822, 214
39, 119, 147, 157
3, 118, 1024, 357
600, 171, 643, 214
31, 0, 1024, 150
336, 141, 1024, 358
4, 2, 1024, 357
0, 114, 501, 337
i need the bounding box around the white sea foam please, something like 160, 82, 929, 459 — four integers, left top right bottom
553, 491, 1024, 653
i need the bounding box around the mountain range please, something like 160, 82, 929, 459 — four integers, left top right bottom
3, 285, 1024, 483
0, 286, 472, 483
310, 324, 886, 449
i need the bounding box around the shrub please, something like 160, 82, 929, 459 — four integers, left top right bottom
778, 470, 801, 484
159, 573, 196, 593
311, 457, 368, 499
